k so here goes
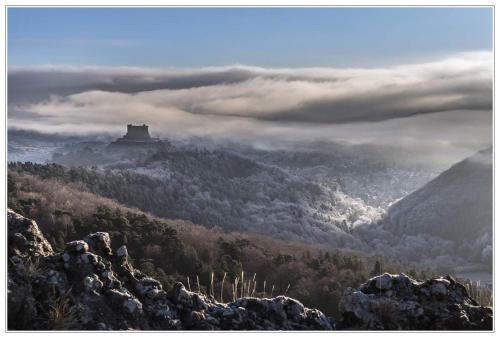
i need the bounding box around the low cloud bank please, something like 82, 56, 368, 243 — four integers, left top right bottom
8, 52, 492, 166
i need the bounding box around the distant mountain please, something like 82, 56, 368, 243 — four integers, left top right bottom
7, 129, 113, 163
385, 147, 492, 241
368, 148, 493, 274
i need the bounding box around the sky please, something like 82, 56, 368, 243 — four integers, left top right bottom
8, 7, 493, 67
6, 7, 494, 167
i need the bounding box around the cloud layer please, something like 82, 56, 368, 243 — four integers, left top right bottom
8, 52, 492, 165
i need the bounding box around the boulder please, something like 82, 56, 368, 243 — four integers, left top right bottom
84, 232, 112, 257
8, 208, 53, 257
339, 273, 492, 330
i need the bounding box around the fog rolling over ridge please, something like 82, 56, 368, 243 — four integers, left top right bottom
8, 52, 492, 168
7, 53, 493, 277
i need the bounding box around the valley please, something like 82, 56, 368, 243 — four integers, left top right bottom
7, 128, 492, 280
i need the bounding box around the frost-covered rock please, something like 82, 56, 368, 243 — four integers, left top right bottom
165, 283, 334, 330
8, 208, 53, 257
339, 273, 492, 330
65, 240, 89, 254
84, 232, 112, 257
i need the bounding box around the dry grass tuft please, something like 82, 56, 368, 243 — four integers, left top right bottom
46, 286, 79, 330
464, 280, 492, 307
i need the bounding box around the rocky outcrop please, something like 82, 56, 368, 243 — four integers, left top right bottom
7, 209, 333, 330
8, 209, 53, 257
339, 273, 492, 330
7, 209, 493, 330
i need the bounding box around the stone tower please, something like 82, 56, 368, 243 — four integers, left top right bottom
123, 124, 151, 140
109, 124, 161, 147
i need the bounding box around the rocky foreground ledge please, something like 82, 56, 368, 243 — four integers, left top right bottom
7, 209, 493, 330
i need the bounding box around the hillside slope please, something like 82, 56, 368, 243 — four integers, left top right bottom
380, 148, 492, 271
385, 147, 492, 239
10, 147, 383, 244
8, 170, 419, 317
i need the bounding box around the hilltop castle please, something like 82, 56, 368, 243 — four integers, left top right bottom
110, 124, 161, 146
123, 124, 152, 140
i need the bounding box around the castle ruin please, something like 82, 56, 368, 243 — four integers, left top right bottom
110, 124, 161, 146
123, 124, 152, 140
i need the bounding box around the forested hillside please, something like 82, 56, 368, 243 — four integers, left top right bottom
9, 155, 382, 244
8, 170, 434, 317
350, 148, 493, 277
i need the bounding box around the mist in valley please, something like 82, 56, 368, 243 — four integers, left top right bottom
8, 49, 494, 283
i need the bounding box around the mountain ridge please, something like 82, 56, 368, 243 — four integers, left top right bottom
385, 147, 492, 240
